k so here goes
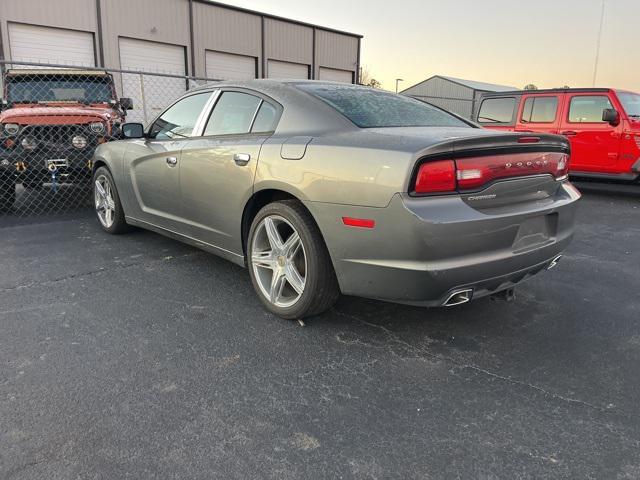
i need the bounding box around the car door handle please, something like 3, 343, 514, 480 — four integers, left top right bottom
234, 153, 251, 166
166, 156, 178, 167
560, 131, 577, 136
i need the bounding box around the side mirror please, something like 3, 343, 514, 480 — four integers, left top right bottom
602, 108, 620, 126
121, 123, 145, 139
119, 97, 134, 110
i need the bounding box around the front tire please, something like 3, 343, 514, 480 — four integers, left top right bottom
247, 200, 340, 319
93, 166, 130, 234
0, 172, 16, 212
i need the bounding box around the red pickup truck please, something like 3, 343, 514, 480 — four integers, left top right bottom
475, 88, 640, 182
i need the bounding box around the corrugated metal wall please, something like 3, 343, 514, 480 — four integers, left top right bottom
0, 0, 360, 82
315, 30, 358, 80
403, 77, 475, 118
99, 0, 191, 73
192, 3, 261, 78
264, 19, 313, 68
0, 0, 98, 63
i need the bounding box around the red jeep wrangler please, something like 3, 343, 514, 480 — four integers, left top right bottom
0, 69, 132, 210
475, 88, 640, 182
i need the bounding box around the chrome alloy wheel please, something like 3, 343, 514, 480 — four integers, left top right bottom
251, 215, 307, 308
94, 174, 116, 229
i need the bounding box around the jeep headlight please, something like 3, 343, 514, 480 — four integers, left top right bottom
72, 135, 88, 149
89, 122, 105, 134
4, 123, 20, 136
21, 137, 38, 151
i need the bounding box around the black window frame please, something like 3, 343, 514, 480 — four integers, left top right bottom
200, 88, 283, 139
477, 97, 517, 125
520, 95, 559, 124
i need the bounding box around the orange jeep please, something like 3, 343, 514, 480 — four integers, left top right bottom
0, 69, 132, 210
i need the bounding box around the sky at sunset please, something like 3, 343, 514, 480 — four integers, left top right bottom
231, 0, 639, 93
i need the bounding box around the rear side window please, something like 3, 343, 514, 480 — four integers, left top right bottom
568, 95, 613, 123
477, 98, 515, 124
295, 83, 470, 128
204, 91, 262, 136
251, 102, 278, 133
521, 96, 558, 123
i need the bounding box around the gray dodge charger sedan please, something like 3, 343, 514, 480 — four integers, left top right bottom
92, 80, 580, 319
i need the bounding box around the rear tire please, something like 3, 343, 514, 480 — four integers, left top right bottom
247, 200, 340, 319
0, 172, 16, 212
93, 166, 130, 234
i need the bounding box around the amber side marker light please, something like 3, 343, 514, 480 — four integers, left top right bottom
342, 217, 376, 229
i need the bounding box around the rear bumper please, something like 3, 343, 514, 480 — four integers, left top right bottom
306, 180, 581, 306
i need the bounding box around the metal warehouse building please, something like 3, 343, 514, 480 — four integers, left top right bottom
0, 0, 362, 82
401, 75, 515, 119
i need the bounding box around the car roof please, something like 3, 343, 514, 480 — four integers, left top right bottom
480, 87, 615, 97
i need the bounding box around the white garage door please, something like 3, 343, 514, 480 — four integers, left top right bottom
267, 60, 309, 80
319, 67, 353, 84
119, 38, 187, 124
206, 51, 256, 81
8, 23, 95, 66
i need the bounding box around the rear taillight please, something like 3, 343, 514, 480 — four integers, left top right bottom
413, 152, 569, 194
414, 160, 456, 193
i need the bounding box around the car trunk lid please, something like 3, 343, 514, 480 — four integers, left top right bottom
411, 132, 571, 209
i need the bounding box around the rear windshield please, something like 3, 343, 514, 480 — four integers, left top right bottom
295, 83, 470, 128
618, 92, 640, 117
7, 75, 114, 104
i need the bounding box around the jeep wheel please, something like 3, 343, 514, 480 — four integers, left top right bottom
0, 172, 16, 212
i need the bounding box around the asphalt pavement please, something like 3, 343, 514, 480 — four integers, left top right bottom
1, 185, 639, 479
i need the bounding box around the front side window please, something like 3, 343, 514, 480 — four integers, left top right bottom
568, 95, 613, 123
618, 92, 640, 118
149, 92, 212, 140
204, 92, 262, 136
521, 96, 558, 123
7, 74, 115, 104
477, 98, 516, 124
295, 83, 470, 128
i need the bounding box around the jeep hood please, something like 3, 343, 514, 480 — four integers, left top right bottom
0, 104, 118, 125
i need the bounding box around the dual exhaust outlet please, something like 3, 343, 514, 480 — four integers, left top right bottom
441, 254, 563, 307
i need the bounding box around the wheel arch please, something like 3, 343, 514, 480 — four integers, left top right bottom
241, 187, 321, 259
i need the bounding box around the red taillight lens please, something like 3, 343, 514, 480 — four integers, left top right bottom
415, 160, 456, 193
456, 152, 569, 190
413, 152, 570, 194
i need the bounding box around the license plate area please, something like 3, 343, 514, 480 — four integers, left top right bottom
512, 213, 558, 253
45, 159, 68, 170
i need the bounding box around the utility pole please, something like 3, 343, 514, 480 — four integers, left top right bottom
592, 0, 606, 87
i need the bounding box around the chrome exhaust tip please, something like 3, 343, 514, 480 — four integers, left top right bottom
442, 289, 473, 307
547, 254, 562, 270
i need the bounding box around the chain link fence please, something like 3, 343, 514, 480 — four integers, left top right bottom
0, 60, 218, 218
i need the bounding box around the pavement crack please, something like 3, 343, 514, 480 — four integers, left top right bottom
0, 252, 201, 293
332, 308, 623, 416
